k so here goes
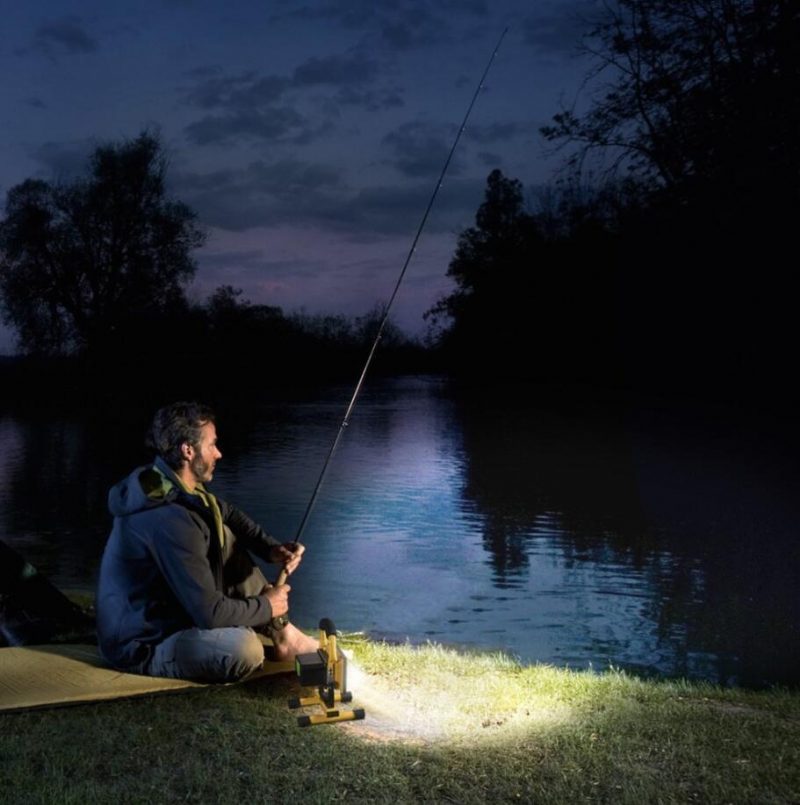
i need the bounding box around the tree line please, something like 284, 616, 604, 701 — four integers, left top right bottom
428, 0, 798, 402
0, 134, 426, 399
2, 1, 797, 405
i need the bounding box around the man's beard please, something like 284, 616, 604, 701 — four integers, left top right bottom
190, 454, 215, 484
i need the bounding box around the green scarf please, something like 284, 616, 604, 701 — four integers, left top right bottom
149, 465, 225, 549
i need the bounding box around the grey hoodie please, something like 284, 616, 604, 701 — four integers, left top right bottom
96, 457, 279, 672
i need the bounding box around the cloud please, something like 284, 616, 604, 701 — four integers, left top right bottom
272, 0, 380, 29
382, 121, 464, 178
465, 121, 532, 145
522, 1, 601, 55
175, 158, 346, 231
334, 86, 404, 111
477, 150, 503, 166
271, 1, 489, 50
31, 16, 98, 58
199, 248, 321, 281
377, 7, 441, 51
184, 107, 317, 146
376, 1, 490, 51
248, 159, 343, 199
28, 139, 95, 180
175, 156, 483, 237
292, 52, 378, 86
182, 51, 394, 145
185, 70, 289, 110
338, 175, 485, 236
184, 53, 379, 114
179, 159, 343, 199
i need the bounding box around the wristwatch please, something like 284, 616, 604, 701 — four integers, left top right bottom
270, 615, 289, 630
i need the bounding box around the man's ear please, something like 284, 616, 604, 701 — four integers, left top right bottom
180, 442, 194, 462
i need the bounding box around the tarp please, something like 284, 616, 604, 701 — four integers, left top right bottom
0, 539, 95, 647
0, 642, 294, 713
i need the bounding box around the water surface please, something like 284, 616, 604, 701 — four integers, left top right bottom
1, 376, 797, 688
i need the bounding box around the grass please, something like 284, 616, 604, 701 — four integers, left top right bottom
1, 637, 798, 804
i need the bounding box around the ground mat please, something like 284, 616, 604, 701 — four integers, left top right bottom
0, 643, 293, 714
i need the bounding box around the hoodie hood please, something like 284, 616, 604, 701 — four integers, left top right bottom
107, 457, 179, 517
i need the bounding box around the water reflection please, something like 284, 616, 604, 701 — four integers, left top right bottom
455, 393, 649, 584
1, 379, 798, 688
451, 389, 799, 687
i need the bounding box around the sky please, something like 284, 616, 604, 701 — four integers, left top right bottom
0, 0, 598, 353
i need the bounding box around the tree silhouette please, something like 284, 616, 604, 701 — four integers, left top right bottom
0, 133, 205, 356
205, 285, 287, 357
427, 169, 621, 384
540, 1, 799, 400
541, 0, 799, 212
426, 170, 540, 364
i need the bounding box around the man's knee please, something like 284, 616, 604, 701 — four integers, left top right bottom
149, 626, 264, 682
224, 627, 264, 681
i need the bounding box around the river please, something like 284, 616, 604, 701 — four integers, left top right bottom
1, 375, 797, 688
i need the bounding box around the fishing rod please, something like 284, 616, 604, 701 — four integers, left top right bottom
276, 27, 508, 586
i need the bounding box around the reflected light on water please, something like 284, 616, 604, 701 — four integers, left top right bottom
1, 377, 799, 688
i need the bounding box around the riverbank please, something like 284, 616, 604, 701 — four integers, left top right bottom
2, 639, 798, 804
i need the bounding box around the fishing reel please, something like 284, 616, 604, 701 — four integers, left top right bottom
288, 618, 365, 727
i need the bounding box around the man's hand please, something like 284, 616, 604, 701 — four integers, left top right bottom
270, 542, 305, 576
262, 583, 290, 618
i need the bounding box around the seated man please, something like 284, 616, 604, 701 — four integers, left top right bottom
96, 401, 317, 682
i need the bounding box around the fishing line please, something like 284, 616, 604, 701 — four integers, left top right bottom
277, 27, 508, 584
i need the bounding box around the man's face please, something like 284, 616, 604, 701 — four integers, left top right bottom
188, 421, 222, 485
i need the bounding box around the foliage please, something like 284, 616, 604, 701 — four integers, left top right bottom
425, 169, 539, 346
206, 284, 286, 343
426, 169, 620, 384
426, 2, 799, 395
289, 310, 357, 345
353, 302, 408, 350
533, 0, 799, 399
0, 133, 205, 356
542, 0, 799, 210
288, 305, 409, 352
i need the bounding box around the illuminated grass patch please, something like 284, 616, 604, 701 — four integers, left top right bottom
2, 637, 798, 804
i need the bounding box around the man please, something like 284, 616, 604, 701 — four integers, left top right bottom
96, 401, 317, 682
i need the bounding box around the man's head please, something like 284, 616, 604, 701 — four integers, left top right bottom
147, 401, 222, 486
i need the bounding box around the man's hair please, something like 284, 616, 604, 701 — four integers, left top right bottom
146, 401, 216, 469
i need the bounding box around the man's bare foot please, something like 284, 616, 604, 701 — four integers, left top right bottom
269, 622, 319, 662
